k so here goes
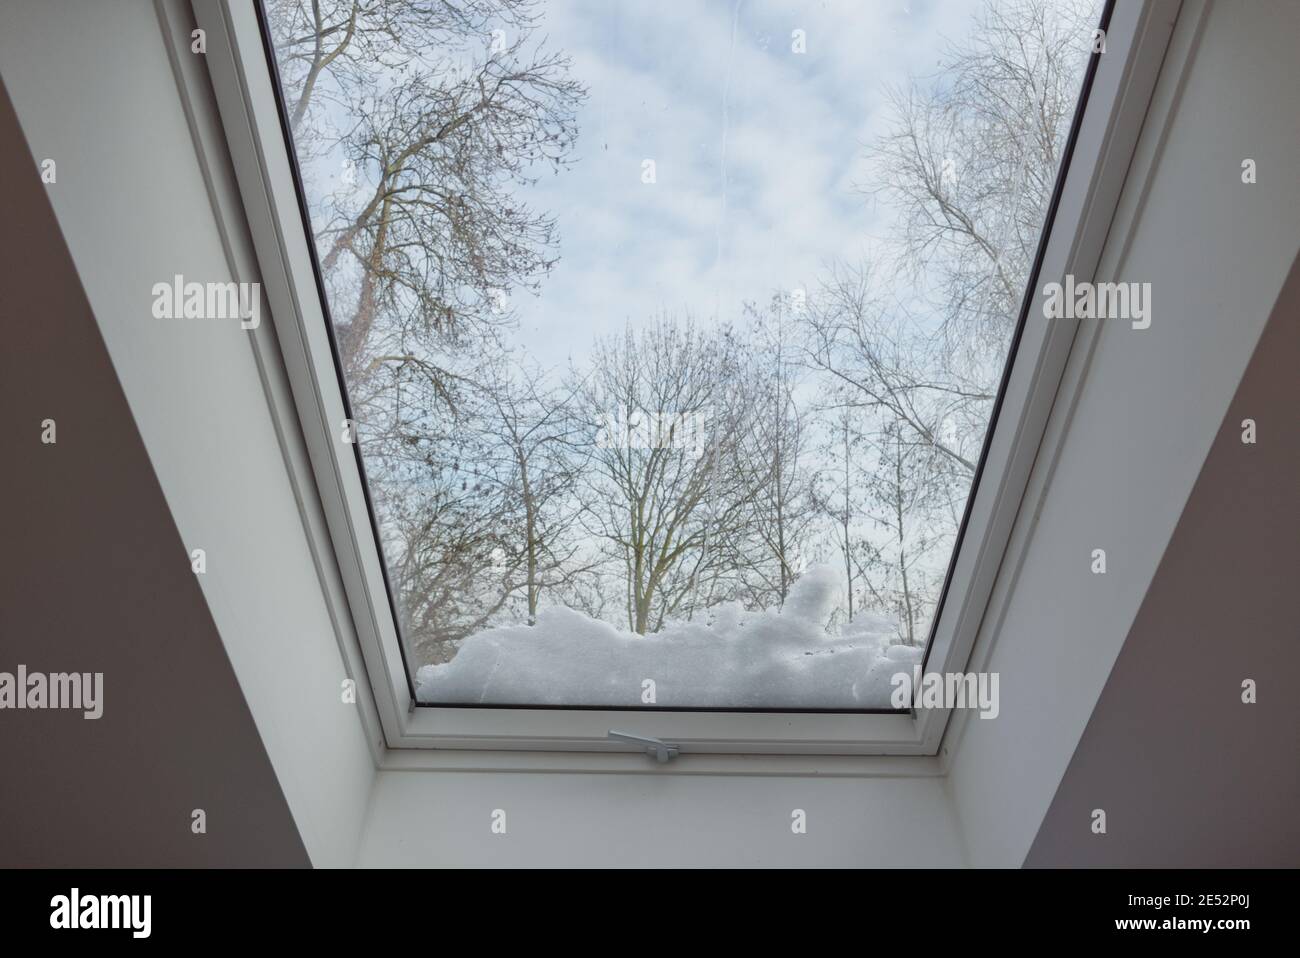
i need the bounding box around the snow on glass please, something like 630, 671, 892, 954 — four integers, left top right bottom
265, 0, 1103, 709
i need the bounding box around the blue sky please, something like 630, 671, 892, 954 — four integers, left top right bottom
503, 0, 987, 370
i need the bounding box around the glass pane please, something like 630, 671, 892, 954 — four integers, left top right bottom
264, 0, 1105, 709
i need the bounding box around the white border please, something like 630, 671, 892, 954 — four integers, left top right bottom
188, 0, 1180, 760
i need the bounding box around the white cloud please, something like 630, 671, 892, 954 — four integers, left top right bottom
509, 0, 991, 368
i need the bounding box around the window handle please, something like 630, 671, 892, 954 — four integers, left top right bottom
607, 729, 680, 763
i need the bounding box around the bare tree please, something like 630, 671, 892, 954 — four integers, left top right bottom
358, 349, 512, 661
266, 0, 588, 664
267, 0, 556, 136
578, 317, 758, 634
864, 0, 1100, 352
806, 0, 1098, 467
267, 0, 586, 390
800, 0, 1100, 634
802, 263, 992, 481
478, 364, 595, 625
727, 299, 817, 609
855, 423, 950, 645
811, 409, 864, 627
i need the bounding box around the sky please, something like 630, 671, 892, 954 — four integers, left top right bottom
501, 0, 989, 371
286, 0, 1037, 371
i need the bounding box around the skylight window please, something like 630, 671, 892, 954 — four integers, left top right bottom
261, 0, 1105, 711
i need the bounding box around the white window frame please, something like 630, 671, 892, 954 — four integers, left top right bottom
188, 0, 1180, 760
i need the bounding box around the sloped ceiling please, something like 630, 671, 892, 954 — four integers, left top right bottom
1027, 251, 1300, 866
0, 76, 309, 868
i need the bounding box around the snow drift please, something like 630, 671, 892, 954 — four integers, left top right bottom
415, 564, 923, 709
